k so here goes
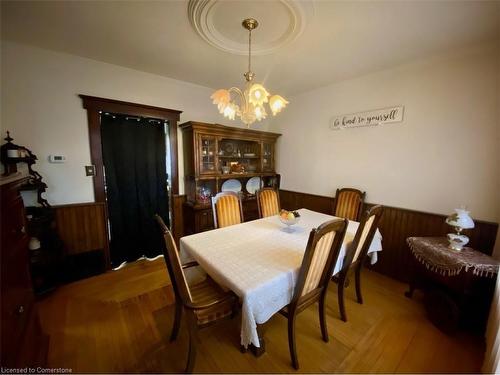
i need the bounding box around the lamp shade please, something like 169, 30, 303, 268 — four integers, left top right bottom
269, 95, 289, 115
445, 208, 475, 229
248, 84, 269, 106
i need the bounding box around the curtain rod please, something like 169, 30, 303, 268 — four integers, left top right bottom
100, 111, 167, 124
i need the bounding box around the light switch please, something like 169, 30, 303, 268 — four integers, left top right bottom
85, 165, 96, 177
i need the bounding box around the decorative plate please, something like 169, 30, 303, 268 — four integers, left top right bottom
221, 179, 242, 193
224, 143, 234, 154
246, 177, 261, 195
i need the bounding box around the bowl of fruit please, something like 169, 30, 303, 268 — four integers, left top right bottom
279, 209, 301, 229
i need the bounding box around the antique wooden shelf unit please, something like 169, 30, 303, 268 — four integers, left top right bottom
180, 121, 281, 234
1, 133, 49, 367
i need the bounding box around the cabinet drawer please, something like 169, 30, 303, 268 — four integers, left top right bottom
195, 209, 214, 232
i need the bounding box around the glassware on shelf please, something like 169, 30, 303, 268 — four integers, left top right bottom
200, 137, 216, 173
197, 186, 211, 204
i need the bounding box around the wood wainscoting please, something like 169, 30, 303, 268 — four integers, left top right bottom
54, 202, 110, 268
279, 189, 498, 282
54, 197, 186, 274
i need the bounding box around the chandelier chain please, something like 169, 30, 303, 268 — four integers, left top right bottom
248, 27, 252, 76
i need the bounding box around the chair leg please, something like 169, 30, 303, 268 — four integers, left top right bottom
185, 322, 197, 373
170, 301, 182, 342
355, 266, 363, 304
338, 273, 347, 322
230, 299, 239, 319
343, 275, 350, 288
319, 292, 329, 342
287, 315, 299, 370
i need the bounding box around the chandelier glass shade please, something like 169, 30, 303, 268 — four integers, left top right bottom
211, 18, 289, 127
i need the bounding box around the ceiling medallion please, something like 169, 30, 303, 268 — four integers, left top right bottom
188, 0, 313, 55
210, 18, 289, 127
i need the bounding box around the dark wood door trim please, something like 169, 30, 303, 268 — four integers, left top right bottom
80, 95, 182, 270
80, 94, 182, 201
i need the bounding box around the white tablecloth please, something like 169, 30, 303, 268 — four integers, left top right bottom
179, 208, 382, 348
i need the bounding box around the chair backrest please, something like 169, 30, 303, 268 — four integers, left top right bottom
256, 188, 280, 218
333, 188, 366, 221
292, 218, 348, 302
211, 191, 244, 229
155, 214, 193, 304
341, 205, 383, 272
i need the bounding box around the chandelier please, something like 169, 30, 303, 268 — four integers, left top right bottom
210, 18, 289, 127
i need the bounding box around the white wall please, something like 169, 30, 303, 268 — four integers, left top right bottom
2, 41, 498, 227
1, 41, 268, 204
269, 43, 500, 226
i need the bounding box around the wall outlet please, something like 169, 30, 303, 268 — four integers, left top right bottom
85, 165, 96, 177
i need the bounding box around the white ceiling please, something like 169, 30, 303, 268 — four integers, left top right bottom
2, 0, 499, 96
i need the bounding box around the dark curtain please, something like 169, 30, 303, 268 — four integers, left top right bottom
101, 114, 169, 267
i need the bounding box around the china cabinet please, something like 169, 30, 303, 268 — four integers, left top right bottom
180, 121, 281, 234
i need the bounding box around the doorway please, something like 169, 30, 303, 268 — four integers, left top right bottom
101, 113, 171, 267
80, 95, 182, 270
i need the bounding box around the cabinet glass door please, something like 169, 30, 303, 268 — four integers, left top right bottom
262, 142, 274, 171
198, 135, 217, 175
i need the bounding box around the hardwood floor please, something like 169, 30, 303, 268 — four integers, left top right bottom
37, 259, 485, 373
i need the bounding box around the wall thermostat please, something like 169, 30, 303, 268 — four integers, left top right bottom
49, 155, 66, 163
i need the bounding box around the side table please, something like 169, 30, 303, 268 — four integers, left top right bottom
406, 237, 499, 334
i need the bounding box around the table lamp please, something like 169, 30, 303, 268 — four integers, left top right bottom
445, 208, 474, 251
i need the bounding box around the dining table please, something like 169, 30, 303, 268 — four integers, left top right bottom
179, 208, 383, 355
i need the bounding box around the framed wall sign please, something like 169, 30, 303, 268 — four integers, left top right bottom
330, 105, 404, 130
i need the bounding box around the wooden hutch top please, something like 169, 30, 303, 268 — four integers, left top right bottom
180, 121, 281, 179
179, 121, 281, 142
180, 121, 281, 207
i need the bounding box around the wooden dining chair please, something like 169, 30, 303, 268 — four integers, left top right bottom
333, 205, 383, 322
279, 218, 348, 370
332, 187, 366, 221
211, 191, 244, 229
256, 187, 281, 218
155, 215, 239, 373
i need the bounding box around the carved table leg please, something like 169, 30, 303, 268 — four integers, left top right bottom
405, 257, 417, 298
